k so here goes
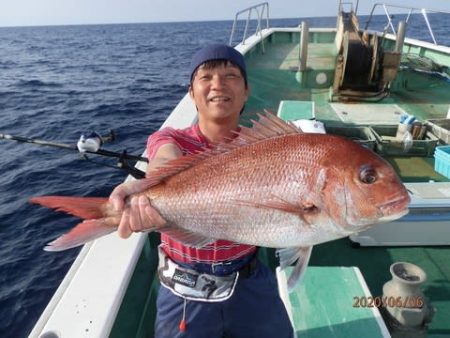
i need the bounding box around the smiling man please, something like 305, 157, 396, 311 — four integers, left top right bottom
110, 44, 293, 338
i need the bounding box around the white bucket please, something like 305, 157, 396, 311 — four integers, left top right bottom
292, 119, 326, 134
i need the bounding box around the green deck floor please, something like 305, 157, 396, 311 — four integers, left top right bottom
283, 266, 389, 338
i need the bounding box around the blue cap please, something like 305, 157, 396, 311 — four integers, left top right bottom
189, 44, 247, 83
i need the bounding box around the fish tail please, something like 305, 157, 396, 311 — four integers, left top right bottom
30, 196, 118, 251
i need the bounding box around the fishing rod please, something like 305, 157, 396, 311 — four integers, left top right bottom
0, 131, 148, 179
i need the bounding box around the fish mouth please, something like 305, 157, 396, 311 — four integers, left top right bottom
378, 208, 409, 222
348, 206, 409, 231
377, 194, 411, 218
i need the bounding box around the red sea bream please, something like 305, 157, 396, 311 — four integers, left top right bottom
31, 113, 410, 289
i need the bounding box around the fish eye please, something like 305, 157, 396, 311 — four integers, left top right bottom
359, 167, 377, 184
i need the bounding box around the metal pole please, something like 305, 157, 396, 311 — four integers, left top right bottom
405, 9, 413, 23
299, 21, 309, 72
421, 8, 437, 45
394, 21, 407, 53
242, 9, 252, 45
383, 4, 396, 34
229, 15, 238, 46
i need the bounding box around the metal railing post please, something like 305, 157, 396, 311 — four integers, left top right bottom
383, 3, 396, 35
394, 21, 407, 53
228, 3, 270, 47
421, 9, 437, 45
299, 21, 309, 72
242, 9, 252, 45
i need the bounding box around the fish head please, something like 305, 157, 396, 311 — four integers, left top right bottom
320, 137, 410, 233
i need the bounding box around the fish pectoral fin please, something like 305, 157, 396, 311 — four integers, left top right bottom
277, 246, 313, 292
160, 226, 216, 248
234, 198, 318, 223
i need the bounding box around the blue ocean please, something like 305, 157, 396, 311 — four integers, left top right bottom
0, 14, 448, 337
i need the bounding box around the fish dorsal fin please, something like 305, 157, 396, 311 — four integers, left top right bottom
233, 110, 302, 145
143, 111, 302, 188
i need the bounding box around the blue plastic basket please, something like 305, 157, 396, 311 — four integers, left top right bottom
434, 146, 450, 178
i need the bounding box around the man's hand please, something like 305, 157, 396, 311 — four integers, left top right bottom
110, 180, 166, 239
110, 142, 182, 239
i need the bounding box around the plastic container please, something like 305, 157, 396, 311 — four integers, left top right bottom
371, 125, 438, 156
325, 125, 377, 150
426, 119, 450, 144
434, 146, 450, 178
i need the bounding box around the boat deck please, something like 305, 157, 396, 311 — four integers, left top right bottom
245, 32, 449, 120
241, 30, 450, 336
244, 32, 450, 185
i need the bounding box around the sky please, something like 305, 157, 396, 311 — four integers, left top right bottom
1, 0, 449, 27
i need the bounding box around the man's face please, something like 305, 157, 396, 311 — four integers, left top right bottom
189, 62, 249, 122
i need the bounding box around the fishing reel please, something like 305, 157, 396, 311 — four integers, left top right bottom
76, 130, 147, 179
77, 130, 116, 153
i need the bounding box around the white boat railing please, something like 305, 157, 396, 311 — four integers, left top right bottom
228, 2, 269, 49
364, 3, 450, 45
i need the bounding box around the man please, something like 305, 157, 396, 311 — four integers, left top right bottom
110, 44, 293, 338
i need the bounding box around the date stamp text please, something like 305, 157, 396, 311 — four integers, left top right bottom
352, 296, 424, 308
